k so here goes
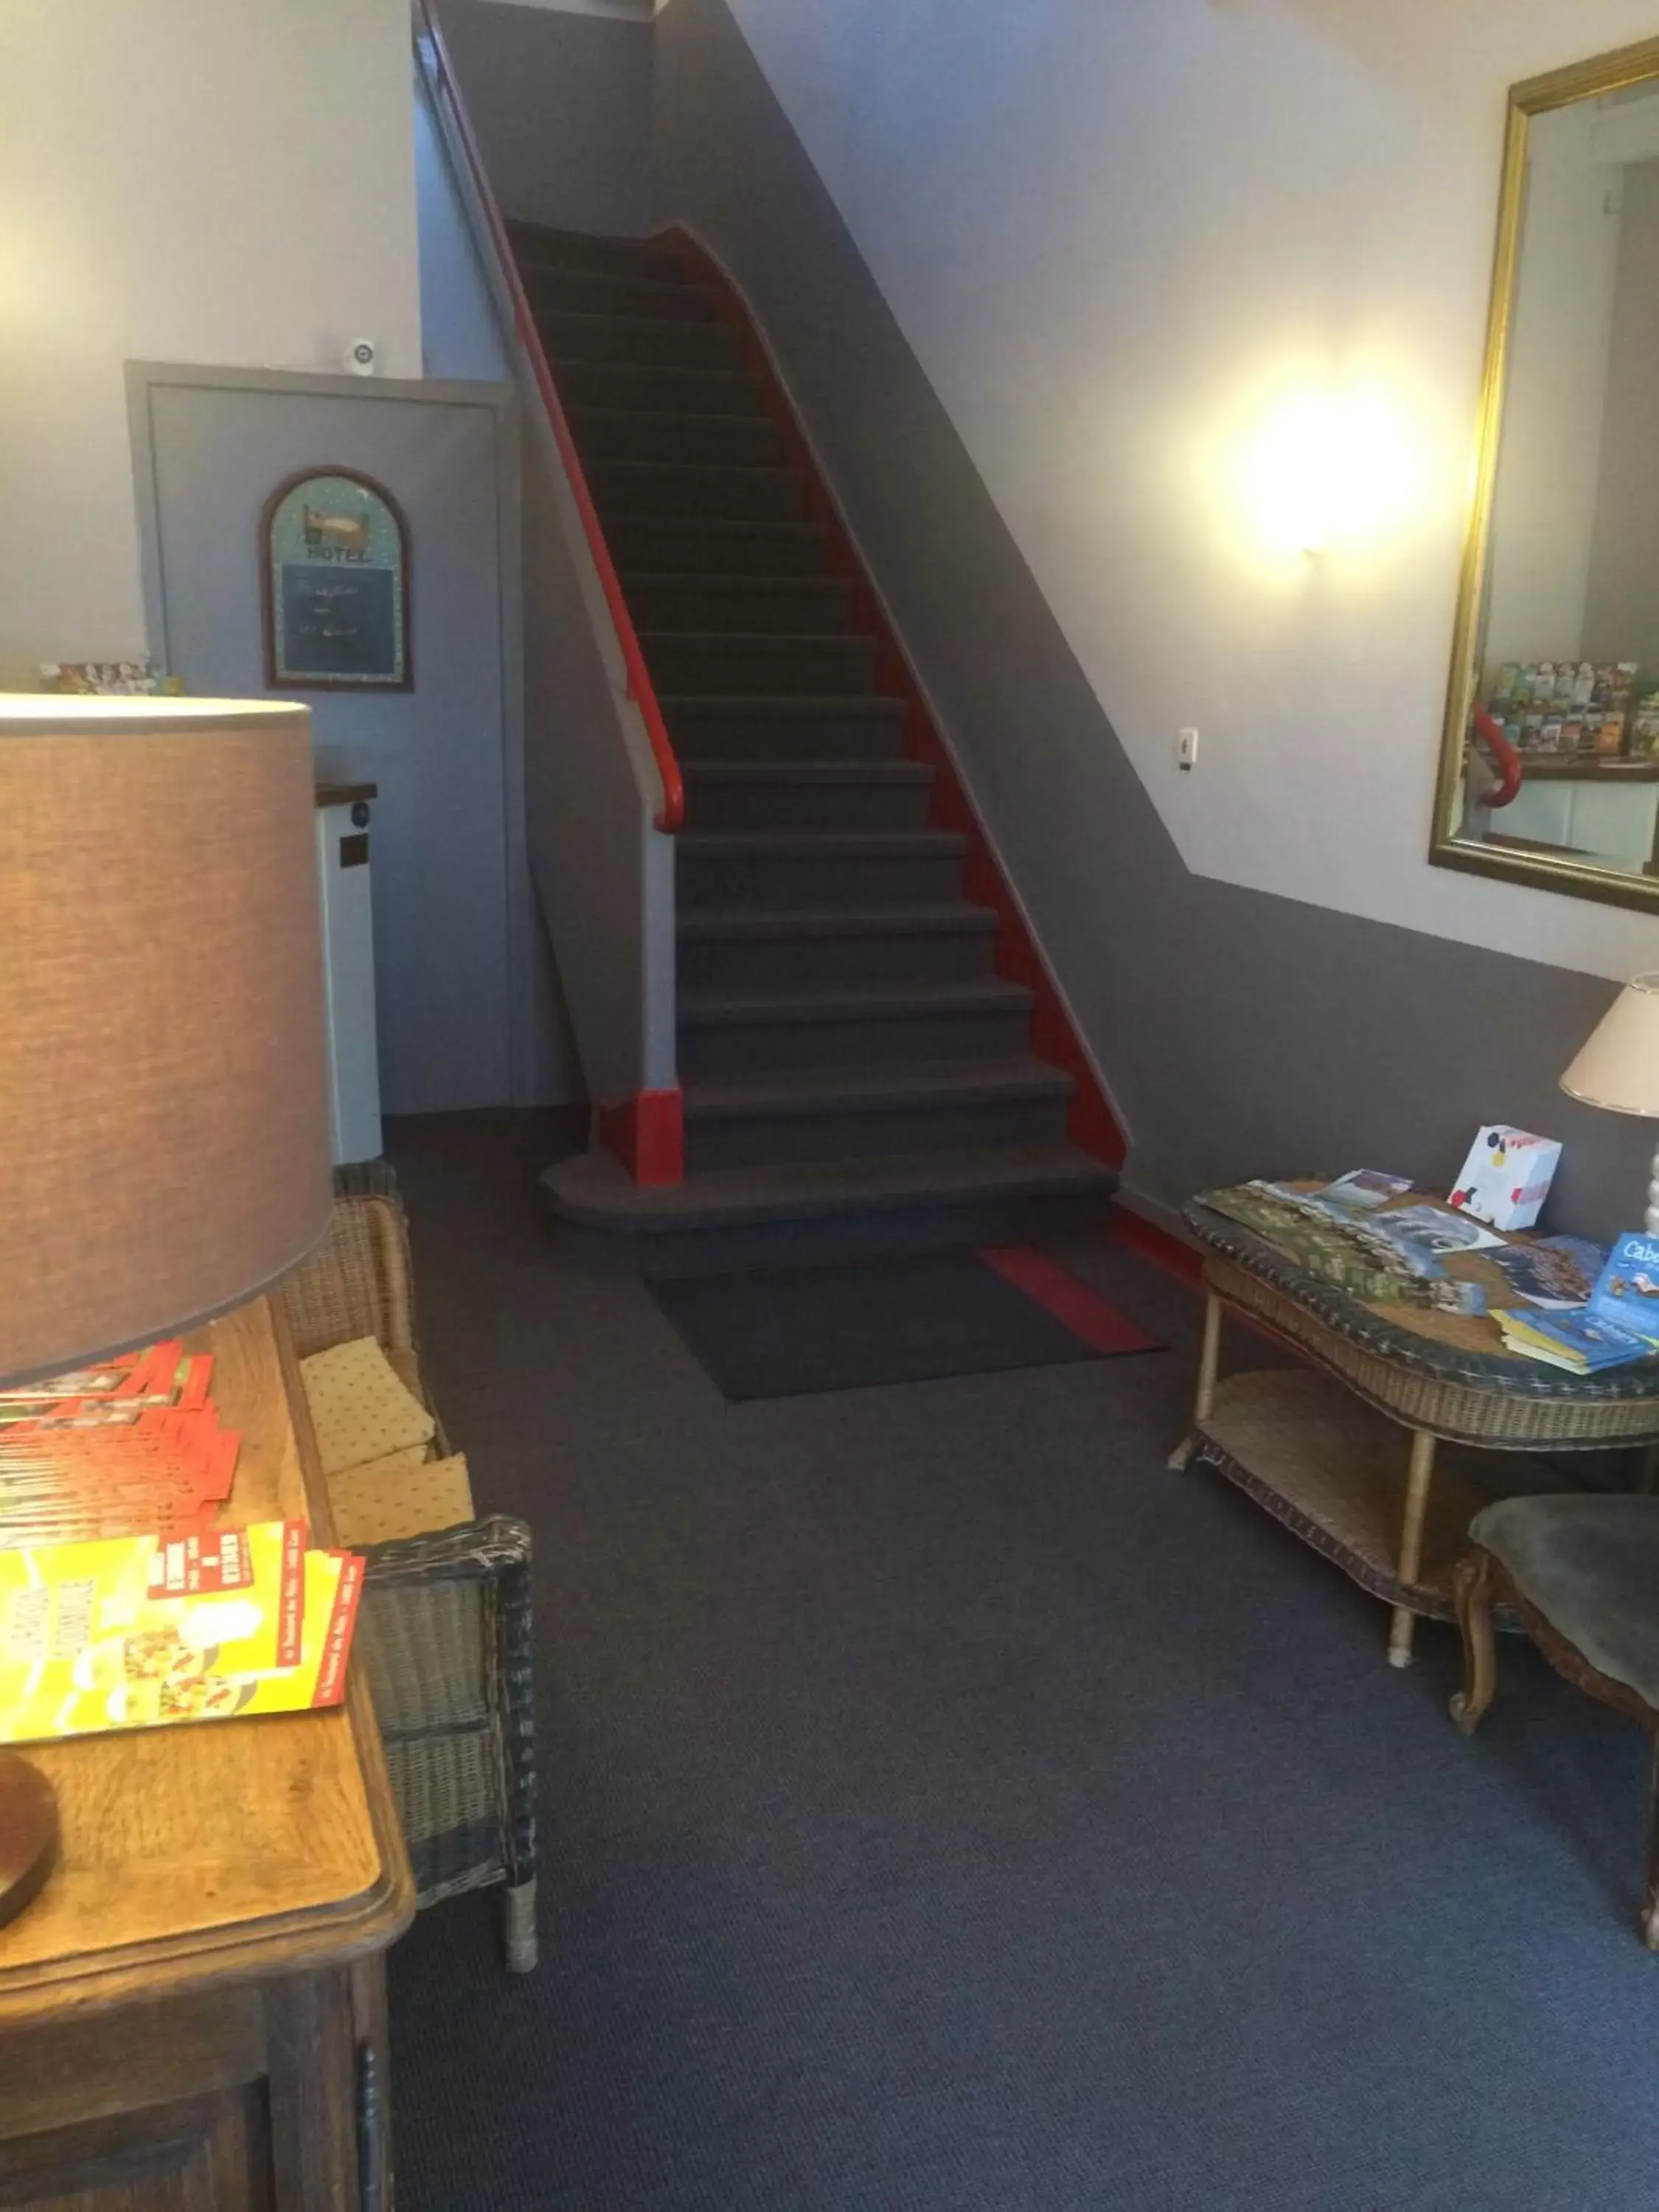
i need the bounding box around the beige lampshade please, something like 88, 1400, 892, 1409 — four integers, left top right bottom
0, 696, 333, 1388
1561, 973, 1659, 1119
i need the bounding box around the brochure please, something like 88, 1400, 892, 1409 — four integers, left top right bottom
1357, 1203, 1505, 1280
1484, 1236, 1607, 1311
0, 1346, 210, 1419
1587, 1232, 1659, 1345
1204, 1182, 1486, 1311
0, 1520, 360, 1742
1495, 1308, 1657, 1374
0, 1404, 240, 1545
1307, 1170, 1415, 1213
1249, 1172, 1413, 1220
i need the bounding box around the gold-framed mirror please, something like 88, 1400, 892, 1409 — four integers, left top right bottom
1433, 35, 1659, 914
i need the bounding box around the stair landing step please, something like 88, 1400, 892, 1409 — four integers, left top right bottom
684, 1059, 1073, 1119
543, 1143, 1116, 1231
678, 902, 996, 940
507, 220, 684, 284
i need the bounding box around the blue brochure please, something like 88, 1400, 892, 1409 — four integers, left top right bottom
1589, 1234, 1659, 1345
1503, 1307, 1657, 1371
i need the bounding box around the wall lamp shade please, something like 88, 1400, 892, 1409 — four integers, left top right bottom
1560, 974, 1659, 1119
0, 698, 333, 1390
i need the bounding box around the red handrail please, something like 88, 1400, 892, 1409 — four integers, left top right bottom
1471, 703, 1523, 810
413, 0, 684, 833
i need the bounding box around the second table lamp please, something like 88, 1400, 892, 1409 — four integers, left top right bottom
1561, 973, 1659, 1235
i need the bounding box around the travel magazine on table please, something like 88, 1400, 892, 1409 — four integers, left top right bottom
1496, 1232, 1659, 1372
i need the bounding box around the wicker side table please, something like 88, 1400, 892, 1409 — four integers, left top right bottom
1171, 1200, 1659, 1667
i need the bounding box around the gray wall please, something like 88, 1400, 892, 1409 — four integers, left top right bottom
1584, 158, 1659, 675
413, 60, 585, 1104
415, 87, 512, 382
128, 362, 566, 1114
521, 400, 676, 1102
654, 0, 1655, 1240
434, 0, 654, 237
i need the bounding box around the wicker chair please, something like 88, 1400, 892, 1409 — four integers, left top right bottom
278, 1160, 538, 1972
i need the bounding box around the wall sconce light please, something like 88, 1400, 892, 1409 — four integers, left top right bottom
1239, 386, 1423, 560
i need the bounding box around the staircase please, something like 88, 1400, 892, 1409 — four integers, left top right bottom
518, 222, 1119, 1273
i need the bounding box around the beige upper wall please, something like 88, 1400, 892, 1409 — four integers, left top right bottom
717, 0, 1659, 984
0, 0, 422, 683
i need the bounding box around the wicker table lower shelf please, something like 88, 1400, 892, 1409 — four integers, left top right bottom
1187, 1368, 1571, 1626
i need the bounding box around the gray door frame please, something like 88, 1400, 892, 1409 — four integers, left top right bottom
125, 358, 537, 1105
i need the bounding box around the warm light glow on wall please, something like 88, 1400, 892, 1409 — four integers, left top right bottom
1234, 385, 1428, 560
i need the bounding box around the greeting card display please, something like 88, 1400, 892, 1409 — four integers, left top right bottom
1448, 1126, 1561, 1231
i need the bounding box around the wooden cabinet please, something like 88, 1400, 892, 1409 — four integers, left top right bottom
0, 1302, 414, 2211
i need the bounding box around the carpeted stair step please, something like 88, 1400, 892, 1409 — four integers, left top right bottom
540, 1143, 1118, 1275
678, 976, 1031, 1077
643, 631, 877, 697
536, 310, 745, 374
513, 223, 1120, 1278
682, 759, 933, 834
678, 902, 1000, 991
569, 408, 783, 468
605, 515, 828, 579
682, 1057, 1074, 1172
518, 263, 717, 324
505, 221, 686, 284
587, 459, 804, 522
554, 359, 768, 417
678, 827, 966, 908
624, 572, 849, 636
664, 696, 907, 762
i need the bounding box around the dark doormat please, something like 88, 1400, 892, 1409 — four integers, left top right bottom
649, 1244, 1164, 1402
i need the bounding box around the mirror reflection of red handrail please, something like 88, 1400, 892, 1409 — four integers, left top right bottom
414, 0, 685, 835
1471, 703, 1523, 809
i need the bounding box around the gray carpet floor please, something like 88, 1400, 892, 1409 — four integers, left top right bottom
384, 1110, 1659, 2212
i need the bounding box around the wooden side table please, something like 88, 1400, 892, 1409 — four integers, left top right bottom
1171, 1201, 1659, 1667
0, 1298, 414, 2211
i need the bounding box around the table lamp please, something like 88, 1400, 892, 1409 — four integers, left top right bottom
1561, 973, 1659, 1233
0, 695, 333, 1930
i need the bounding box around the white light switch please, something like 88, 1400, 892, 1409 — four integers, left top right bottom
1177, 728, 1200, 771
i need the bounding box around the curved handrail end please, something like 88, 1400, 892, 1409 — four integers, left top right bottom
1471, 703, 1523, 810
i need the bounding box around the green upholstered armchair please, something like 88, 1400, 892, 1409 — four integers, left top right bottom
1452, 1494, 1659, 1950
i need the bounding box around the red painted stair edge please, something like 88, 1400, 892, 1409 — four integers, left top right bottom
664, 226, 1127, 1175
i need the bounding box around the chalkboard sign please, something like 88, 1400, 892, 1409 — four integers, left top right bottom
261, 468, 411, 690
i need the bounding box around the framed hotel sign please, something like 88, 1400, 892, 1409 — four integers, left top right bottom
260, 467, 411, 690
